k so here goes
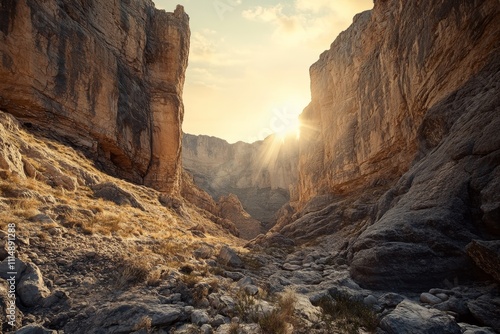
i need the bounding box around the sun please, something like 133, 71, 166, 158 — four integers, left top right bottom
269, 103, 303, 141
274, 117, 301, 141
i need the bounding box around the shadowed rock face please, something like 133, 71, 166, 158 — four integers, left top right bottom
0, 0, 190, 194
271, 0, 500, 290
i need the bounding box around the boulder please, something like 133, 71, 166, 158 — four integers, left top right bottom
466, 240, 500, 282
191, 309, 210, 326
217, 246, 243, 268
467, 295, 500, 332
14, 325, 58, 334
65, 302, 187, 333
420, 293, 443, 305
380, 300, 461, 334
17, 263, 50, 307
91, 182, 144, 210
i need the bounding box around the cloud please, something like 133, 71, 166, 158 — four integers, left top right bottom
241, 0, 372, 47
242, 4, 303, 34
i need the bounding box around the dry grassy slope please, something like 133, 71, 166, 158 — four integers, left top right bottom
0, 110, 241, 244
0, 110, 248, 328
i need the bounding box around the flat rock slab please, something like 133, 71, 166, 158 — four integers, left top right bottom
467, 295, 500, 332
75, 302, 186, 333
466, 240, 500, 282
380, 300, 461, 334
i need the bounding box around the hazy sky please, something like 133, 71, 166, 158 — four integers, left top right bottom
155, 0, 373, 143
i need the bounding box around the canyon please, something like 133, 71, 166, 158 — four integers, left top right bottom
0, 0, 499, 333
182, 133, 299, 230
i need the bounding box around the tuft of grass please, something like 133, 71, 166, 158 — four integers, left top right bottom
133, 316, 152, 332
115, 257, 151, 288
180, 273, 201, 289
258, 288, 297, 334
316, 293, 378, 334
90, 212, 124, 235
11, 198, 40, 218
229, 322, 240, 334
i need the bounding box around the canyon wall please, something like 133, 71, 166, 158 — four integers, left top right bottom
183, 133, 298, 225
297, 0, 499, 207
273, 0, 500, 290
0, 0, 190, 194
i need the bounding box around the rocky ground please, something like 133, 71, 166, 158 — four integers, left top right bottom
1, 110, 499, 334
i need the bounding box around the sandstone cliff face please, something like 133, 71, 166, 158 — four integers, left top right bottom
217, 194, 262, 240
183, 133, 298, 225
0, 0, 190, 194
274, 0, 500, 290
297, 0, 499, 207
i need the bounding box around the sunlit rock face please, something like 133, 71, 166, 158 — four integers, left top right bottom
0, 0, 190, 194
182, 134, 299, 226
297, 0, 499, 207
280, 0, 500, 290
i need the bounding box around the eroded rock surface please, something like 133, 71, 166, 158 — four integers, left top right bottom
270, 0, 500, 291
0, 0, 190, 194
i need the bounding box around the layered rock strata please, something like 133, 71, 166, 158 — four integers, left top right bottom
0, 0, 190, 194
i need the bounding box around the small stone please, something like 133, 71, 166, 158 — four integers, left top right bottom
217, 246, 243, 268
29, 214, 53, 224
436, 293, 449, 301
283, 263, 301, 271
224, 271, 245, 281
191, 309, 210, 326
420, 292, 443, 305
200, 324, 213, 334
211, 314, 227, 327
244, 285, 259, 296
364, 294, 378, 306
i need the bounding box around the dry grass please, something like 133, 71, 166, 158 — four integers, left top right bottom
90, 212, 124, 235
114, 257, 152, 288
229, 322, 240, 334
316, 293, 378, 334
0, 111, 245, 300
258, 288, 297, 334
133, 316, 152, 332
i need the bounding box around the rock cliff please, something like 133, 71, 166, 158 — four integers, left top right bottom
272, 0, 500, 290
0, 0, 190, 194
183, 133, 299, 226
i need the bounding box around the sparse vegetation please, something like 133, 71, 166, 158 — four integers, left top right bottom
316, 293, 378, 334
232, 287, 298, 334
115, 257, 152, 288
133, 316, 152, 332
258, 289, 297, 334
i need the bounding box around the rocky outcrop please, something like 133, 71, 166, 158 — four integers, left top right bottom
466, 240, 500, 282
0, 0, 190, 194
182, 134, 298, 225
217, 194, 262, 240
271, 0, 500, 290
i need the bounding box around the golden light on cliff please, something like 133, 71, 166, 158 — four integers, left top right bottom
274, 117, 301, 141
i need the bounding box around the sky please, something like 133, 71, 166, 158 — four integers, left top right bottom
154, 0, 373, 143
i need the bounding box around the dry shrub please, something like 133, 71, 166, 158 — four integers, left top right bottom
133, 316, 152, 332
316, 293, 378, 334
258, 288, 297, 334
115, 257, 151, 288
88, 212, 125, 235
